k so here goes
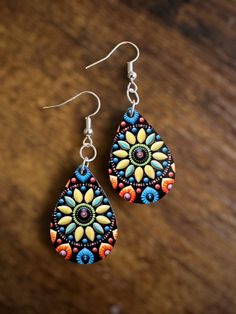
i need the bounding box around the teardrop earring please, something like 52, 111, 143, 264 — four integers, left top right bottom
86, 42, 176, 205
43, 91, 118, 264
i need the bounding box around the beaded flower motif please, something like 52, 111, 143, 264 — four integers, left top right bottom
108, 108, 175, 204
55, 187, 113, 244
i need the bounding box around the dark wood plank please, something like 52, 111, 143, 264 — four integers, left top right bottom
0, 0, 236, 313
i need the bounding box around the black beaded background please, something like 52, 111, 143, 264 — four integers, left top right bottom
50, 166, 118, 264
108, 108, 176, 204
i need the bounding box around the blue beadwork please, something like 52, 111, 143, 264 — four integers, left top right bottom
141, 187, 159, 204
124, 108, 140, 124
75, 166, 91, 183
76, 248, 94, 265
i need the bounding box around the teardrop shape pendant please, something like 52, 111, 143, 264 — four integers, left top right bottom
50, 165, 118, 264
108, 108, 176, 204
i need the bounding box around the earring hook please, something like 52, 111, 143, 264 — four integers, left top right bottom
85, 41, 140, 79
43, 90, 101, 169
43, 90, 101, 119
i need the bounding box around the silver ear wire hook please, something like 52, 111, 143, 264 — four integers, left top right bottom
43, 90, 101, 118
85, 41, 140, 80
43, 91, 101, 171
86, 41, 140, 116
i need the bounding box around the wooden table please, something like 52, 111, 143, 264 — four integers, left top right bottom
1, 1, 236, 313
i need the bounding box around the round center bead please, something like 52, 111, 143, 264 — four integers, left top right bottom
60, 250, 67, 257
135, 148, 145, 159
73, 203, 95, 226
147, 193, 154, 201
129, 144, 151, 166
78, 207, 90, 220
124, 192, 131, 200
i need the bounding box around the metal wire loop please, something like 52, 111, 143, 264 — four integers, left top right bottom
80, 144, 97, 164
128, 81, 138, 91
81, 157, 89, 174
127, 90, 140, 106
83, 135, 93, 146
127, 80, 140, 109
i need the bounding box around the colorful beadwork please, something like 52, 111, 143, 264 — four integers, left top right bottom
108, 108, 176, 204
50, 165, 118, 264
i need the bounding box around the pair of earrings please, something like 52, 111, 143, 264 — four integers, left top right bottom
44, 42, 176, 265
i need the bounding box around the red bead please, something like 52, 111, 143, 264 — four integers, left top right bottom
50, 223, 53, 228
136, 188, 142, 194
90, 177, 96, 183
73, 248, 78, 253
108, 238, 113, 244
139, 117, 144, 123
119, 183, 124, 188
108, 169, 112, 174
57, 239, 62, 244
71, 177, 76, 183
155, 184, 161, 190
121, 121, 126, 127
92, 247, 98, 253
169, 172, 174, 177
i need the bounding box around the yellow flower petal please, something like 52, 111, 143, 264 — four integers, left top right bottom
96, 205, 110, 214
116, 159, 130, 170
74, 226, 84, 242
96, 215, 111, 225
113, 150, 128, 158
73, 188, 83, 203
134, 166, 144, 183
57, 206, 72, 214
58, 216, 72, 225
151, 141, 164, 151
171, 163, 176, 173
85, 188, 94, 203
85, 226, 95, 241
126, 131, 136, 145
153, 152, 168, 160
137, 128, 146, 143
144, 165, 155, 179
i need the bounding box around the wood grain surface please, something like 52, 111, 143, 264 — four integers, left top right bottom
0, 1, 236, 313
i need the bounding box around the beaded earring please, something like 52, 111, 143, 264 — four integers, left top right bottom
43, 91, 118, 264
86, 42, 176, 204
